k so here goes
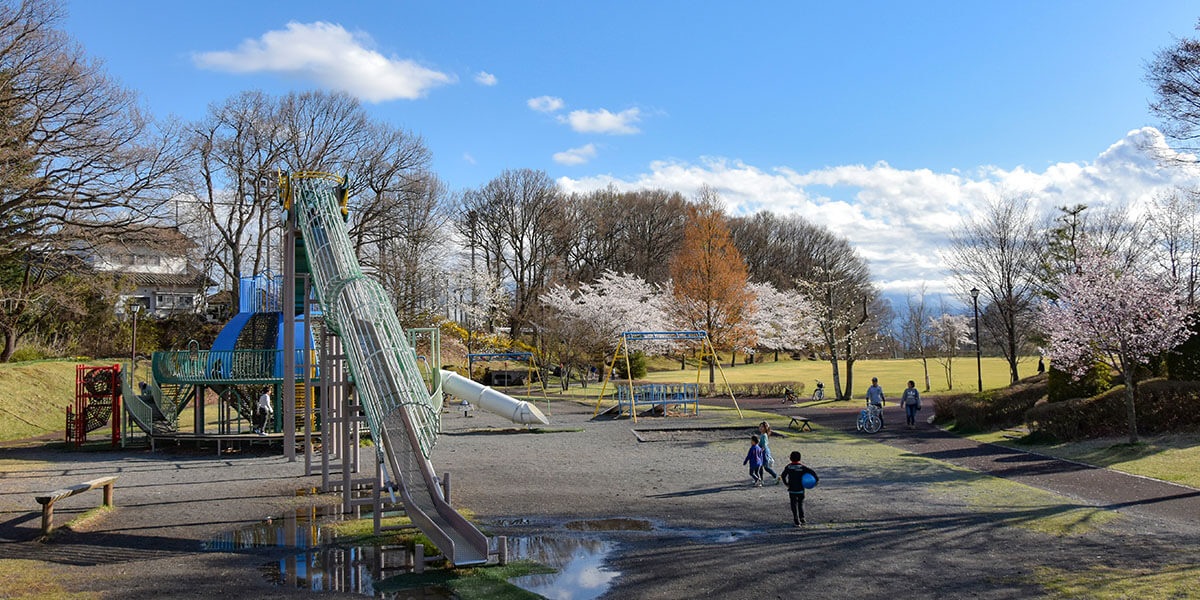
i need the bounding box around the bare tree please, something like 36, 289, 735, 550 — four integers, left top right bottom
457, 169, 565, 337
797, 233, 877, 401
1147, 21, 1200, 160
946, 194, 1039, 384
901, 284, 934, 391
1146, 188, 1200, 307
0, 0, 187, 360
188, 90, 282, 311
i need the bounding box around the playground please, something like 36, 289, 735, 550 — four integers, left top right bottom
4, 394, 1200, 599
1, 175, 1198, 599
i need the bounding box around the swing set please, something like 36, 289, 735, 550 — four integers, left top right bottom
466, 352, 550, 416
593, 331, 741, 423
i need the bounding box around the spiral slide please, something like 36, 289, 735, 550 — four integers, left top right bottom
285, 173, 546, 566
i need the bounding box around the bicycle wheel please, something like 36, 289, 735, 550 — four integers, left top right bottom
812, 390, 822, 402
864, 414, 882, 434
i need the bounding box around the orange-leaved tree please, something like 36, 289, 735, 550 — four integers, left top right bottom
668, 187, 756, 382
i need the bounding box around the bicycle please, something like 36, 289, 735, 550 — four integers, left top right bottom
781, 388, 799, 404
856, 402, 883, 434
811, 380, 825, 402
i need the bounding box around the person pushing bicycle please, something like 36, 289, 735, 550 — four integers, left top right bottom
866, 377, 885, 429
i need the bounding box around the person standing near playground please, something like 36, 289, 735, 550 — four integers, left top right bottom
255, 387, 274, 435
901, 380, 921, 429
780, 450, 819, 526
866, 377, 885, 428
744, 434, 765, 486
758, 422, 780, 484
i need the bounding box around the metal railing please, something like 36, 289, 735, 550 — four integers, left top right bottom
151, 349, 318, 384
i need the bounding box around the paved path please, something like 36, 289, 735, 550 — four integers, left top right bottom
761, 399, 1200, 525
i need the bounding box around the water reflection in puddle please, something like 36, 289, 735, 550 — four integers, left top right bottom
260, 545, 450, 599
508, 536, 619, 600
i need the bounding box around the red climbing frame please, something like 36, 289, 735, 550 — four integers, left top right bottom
66, 364, 121, 448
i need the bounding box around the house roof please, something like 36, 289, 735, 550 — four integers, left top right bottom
61, 224, 198, 252
131, 270, 213, 288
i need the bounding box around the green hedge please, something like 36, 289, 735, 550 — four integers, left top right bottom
1168, 324, 1200, 381
1047, 363, 1112, 403
932, 374, 1047, 432
695, 381, 805, 399
1026, 379, 1200, 440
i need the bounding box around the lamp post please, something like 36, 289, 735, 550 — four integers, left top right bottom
130, 304, 141, 380
971, 287, 982, 392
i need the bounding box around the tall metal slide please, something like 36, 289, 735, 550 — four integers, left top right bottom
284, 173, 546, 566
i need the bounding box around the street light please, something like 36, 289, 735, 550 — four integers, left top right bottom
970, 287, 982, 392
130, 304, 141, 380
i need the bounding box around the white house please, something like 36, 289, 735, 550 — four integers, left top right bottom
68, 226, 212, 318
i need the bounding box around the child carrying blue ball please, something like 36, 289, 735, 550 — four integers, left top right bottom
779, 451, 819, 527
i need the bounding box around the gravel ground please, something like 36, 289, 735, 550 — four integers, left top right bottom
0, 396, 1197, 600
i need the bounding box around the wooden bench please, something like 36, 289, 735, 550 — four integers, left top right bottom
35, 475, 117, 536
789, 417, 813, 432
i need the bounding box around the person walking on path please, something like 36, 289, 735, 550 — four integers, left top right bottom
255, 387, 274, 435
744, 434, 765, 486
866, 377, 885, 428
901, 380, 921, 429
780, 451, 819, 526
758, 422, 780, 484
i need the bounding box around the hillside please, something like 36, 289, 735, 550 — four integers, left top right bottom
0, 359, 123, 442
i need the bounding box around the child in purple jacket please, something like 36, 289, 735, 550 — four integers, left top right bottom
744, 434, 765, 486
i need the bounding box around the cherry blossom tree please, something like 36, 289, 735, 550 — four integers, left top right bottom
746, 282, 819, 361
540, 271, 673, 387
930, 313, 972, 390
1038, 248, 1192, 442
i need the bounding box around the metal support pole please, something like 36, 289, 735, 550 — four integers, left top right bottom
284, 214, 297, 462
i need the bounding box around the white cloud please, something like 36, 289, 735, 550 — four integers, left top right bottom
193, 22, 453, 102
553, 143, 598, 166
474, 71, 497, 86
527, 95, 565, 113
560, 107, 641, 135
558, 128, 1200, 295
462, 152, 477, 165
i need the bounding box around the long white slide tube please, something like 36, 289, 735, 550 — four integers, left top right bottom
440, 370, 549, 425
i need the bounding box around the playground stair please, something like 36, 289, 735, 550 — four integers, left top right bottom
294, 380, 312, 431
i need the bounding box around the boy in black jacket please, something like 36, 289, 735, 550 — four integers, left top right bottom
780, 450, 819, 527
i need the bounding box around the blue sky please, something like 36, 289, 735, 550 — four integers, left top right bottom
63, 1, 1200, 291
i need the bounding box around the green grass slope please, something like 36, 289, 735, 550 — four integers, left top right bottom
0, 359, 123, 442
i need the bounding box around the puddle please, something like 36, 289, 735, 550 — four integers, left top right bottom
260, 545, 451, 599
508, 536, 619, 600
708, 530, 751, 544
564, 518, 653, 531
203, 493, 380, 551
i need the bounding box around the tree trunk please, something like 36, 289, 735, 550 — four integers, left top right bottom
1006, 331, 1020, 384
730, 351, 736, 368
708, 356, 715, 384
0, 328, 16, 363
774, 350, 779, 362
1121, 350, 1140, 443
830, 353, 843, 401
844, 357, 856, 402
680, 353, 685, 370
922, 356, 930, 392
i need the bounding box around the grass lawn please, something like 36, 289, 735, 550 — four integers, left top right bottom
0, 358, 127, 442
639, 355, 1033, 398
969, 430, 1200, 489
